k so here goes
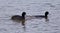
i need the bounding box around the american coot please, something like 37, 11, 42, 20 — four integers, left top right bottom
34, 11, 49, 19
11, 12, 26, 20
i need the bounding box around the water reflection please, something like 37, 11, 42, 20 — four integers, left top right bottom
21, 20, 26, 31
45, 18, 49, 22
11, 19, 26, 31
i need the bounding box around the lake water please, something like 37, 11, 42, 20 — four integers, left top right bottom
0, 0, 60, 33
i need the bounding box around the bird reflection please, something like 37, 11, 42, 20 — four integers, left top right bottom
11, 19, 26, 31
45, 17, 49, 22
21, 19, 26, 31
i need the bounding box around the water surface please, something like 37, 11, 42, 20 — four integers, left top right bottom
0, 0, 60, 33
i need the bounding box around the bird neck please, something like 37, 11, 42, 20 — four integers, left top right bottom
45, 14, 48, 19
22, 15, 25, 18
45, 14, 47, 16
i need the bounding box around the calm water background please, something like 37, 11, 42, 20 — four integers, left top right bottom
0, 0, 60, 33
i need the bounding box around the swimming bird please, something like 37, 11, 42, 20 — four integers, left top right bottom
34, 11, 49, 19
11, 12, 26, 20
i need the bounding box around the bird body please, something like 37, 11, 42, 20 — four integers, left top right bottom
11, 12, 26, 21
34, 11, 49, 19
